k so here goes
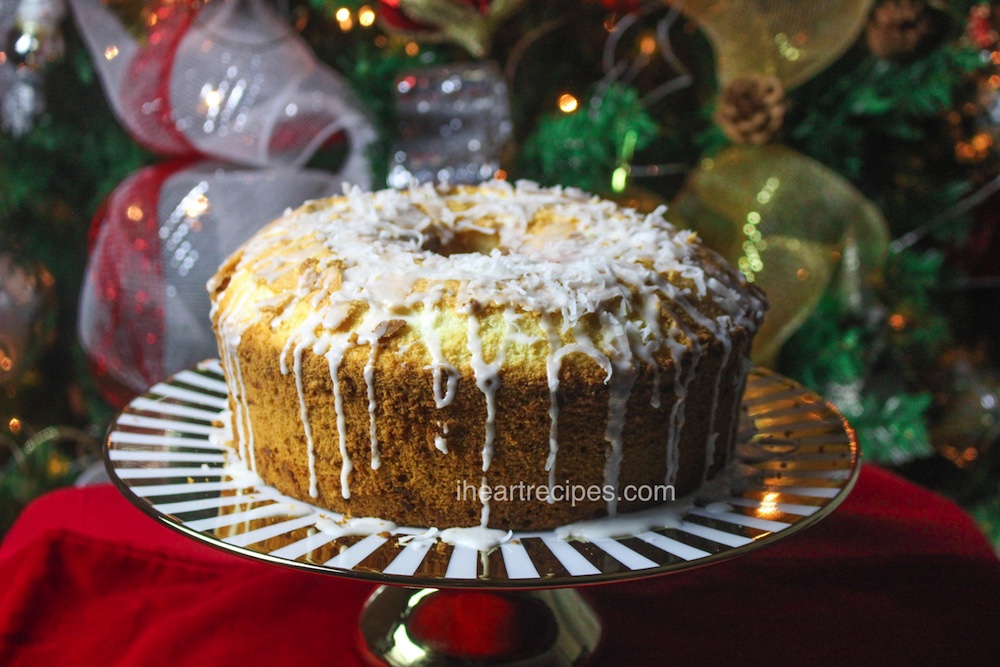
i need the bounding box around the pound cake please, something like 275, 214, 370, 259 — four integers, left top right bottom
208, 180, 766, 530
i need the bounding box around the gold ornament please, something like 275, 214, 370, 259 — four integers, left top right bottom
671, 144, 889, 365
666, 0, 875, 90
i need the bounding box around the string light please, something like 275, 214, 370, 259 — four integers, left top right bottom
358, 6, 376, 27
405, 42, 419, 56
8, 418, 20, 434
639, 33, 656, 55
184, 193, 210, 218
48, 455, 70, 477
956, 132, 993, 163
557, 93, 578, 113
202, 89, 223, 110
336, 7, 353, 31
611, 129, 638, 193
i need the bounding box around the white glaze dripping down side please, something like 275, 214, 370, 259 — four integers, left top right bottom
704, 315, 734, 481
465, 307, 511, 472
210, 274, 259, 474
479, 475, 491, 527
538, 314, 562, 500
363, 337, 382, 470
600, 311, 639, 517
325, 346, 353, 498
419, 307, 460, 408
293, 340, 318, 498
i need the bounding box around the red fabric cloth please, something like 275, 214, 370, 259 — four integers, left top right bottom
1, 465, 998, 666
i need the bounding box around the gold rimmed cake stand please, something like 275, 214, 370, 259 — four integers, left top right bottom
105, 361, 860, 666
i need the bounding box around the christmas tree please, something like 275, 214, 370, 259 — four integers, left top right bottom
1, 0, 999, 549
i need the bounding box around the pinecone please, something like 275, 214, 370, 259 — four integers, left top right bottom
866, 0, 949, 61
714, 75, 787, 146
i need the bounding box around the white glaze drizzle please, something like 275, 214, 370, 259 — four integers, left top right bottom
639, 292, 663, 409
363, 336, 382, 470
434, 421, 449, 454
466, 307, 511, 472
209, 180, 766, 527
479, 475, 491, 527
420, 307, 459, 408
600, 311, 639, 516
657, 287, 722, 486
294, 340, 318, 498
439, 525, 513, 551
325, 345, 353, 498
235, 360, 257, 471
538, 313, 562, 499
315, 515, 397, 539
222, 350, 248, 467
704, 315, 734, 481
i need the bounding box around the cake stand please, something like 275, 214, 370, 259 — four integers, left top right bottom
104, 360, 860, 666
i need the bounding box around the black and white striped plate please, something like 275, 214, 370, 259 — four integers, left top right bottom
105, 360, 859, 589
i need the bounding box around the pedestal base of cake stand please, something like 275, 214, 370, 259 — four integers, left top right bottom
356, 586, 601, 667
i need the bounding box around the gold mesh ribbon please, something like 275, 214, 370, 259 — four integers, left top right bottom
667, 0, 875, 89
671, 144, 889, 365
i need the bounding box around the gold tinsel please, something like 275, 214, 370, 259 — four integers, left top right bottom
714, 75, 787, 146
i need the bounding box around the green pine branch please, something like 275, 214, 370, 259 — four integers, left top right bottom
516, 83, 658, 193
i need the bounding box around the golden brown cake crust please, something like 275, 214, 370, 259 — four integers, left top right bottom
209, 181, 765, 530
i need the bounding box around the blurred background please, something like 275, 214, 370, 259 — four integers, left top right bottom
1, 0, 998, 550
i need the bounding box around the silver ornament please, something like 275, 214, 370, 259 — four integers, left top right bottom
388, 62, 512, 189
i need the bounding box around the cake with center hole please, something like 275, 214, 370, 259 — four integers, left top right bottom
207, 180, 766, 530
